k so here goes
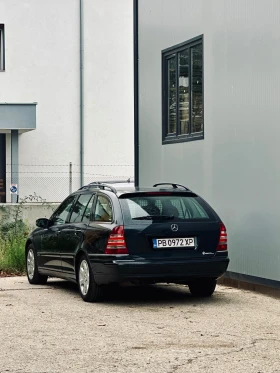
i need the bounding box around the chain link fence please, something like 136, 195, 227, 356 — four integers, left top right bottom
5, 163, 134, 203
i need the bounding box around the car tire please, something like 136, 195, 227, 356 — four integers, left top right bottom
188, 278, 217, 297
26, 244, 48, 285
78, 255, 103, 302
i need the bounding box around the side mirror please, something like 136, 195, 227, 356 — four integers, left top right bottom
36, 218, 50, 229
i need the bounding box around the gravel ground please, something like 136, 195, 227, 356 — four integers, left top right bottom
0, 277, 280, 373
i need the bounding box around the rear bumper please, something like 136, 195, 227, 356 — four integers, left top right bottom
91, 256, 230, 285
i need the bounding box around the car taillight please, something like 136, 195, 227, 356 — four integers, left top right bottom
217, 223, 227, 251
105, 225, 128, 254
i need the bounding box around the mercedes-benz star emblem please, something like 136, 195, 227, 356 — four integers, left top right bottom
171, 224, 178, 232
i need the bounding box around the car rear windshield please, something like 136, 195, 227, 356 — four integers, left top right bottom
119, 193, 216, 223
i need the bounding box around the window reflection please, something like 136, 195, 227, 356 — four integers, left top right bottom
192, 44, 203, 133
94, 195, 113, 222
52, 196, 76, 225
179, 49, 189, 135
70, 194, 93, 223
168, 57, 177, 134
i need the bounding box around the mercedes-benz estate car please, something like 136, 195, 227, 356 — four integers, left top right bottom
25, 182, 229, 302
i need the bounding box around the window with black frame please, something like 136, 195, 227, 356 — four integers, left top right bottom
162, 36, 203, 144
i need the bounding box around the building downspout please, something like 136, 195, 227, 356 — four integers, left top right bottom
79, 0, 84, 187
133, 0, 139, 187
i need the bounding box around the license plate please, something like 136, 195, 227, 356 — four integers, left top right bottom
152, 237, 195, 249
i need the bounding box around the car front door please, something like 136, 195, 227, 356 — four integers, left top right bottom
37, 195, 77, 275
59, 193, 95, 278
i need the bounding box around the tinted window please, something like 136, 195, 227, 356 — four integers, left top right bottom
82, 195, 95, 223
120, 195, 214, 223
69, 194, 94, 223
94, 195, 113, 222
51, 195, 76, 225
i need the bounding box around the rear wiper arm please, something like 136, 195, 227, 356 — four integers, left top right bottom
132, 215, 174, 221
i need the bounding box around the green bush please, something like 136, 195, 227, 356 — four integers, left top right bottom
0, 216, 29, 274
0, 193, 47, 274
0, 234, 26, 273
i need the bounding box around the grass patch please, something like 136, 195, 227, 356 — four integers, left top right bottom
0, 219, 27, 274
0, 235, 26, 274
0, 193, 51, 275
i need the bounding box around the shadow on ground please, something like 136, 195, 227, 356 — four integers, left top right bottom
46, 279, 228, 306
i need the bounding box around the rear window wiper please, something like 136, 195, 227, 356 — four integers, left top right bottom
132, 215, 175, 221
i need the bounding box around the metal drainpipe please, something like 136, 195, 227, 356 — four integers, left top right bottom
79, 0, 84, 187
133, 0, 139, 187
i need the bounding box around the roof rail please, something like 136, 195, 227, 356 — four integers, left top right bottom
78, 178, 132, 194
153, 183, 190, 191
78, 182, 117, 194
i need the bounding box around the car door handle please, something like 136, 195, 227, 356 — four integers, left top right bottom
74, 229, 82, 236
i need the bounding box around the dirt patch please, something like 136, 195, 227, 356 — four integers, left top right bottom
0, 270, 25, 277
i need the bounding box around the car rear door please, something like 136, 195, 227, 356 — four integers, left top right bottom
83, 193, 118, 259
119, 192, 221, 260
59, 193, 95, 277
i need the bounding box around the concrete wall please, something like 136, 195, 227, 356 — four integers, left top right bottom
137, 0, 280, 282
0, 204, 58, 229
0, 0, 134, 202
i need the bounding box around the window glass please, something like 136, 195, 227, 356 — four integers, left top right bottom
120, 195, 213, 224
167, 57, 177, 134
82, 195, 95, 223
94, 195, 113, 222
163, 37, 203, 143
0, 24, 5, 71
179, 49, 189, 135
69, 194, 93, 223
191, 44, 203, 133
51, 195, 76, 225
125, 198, 163, 218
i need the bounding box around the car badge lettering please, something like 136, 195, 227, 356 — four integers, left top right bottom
171, 224, 178, 232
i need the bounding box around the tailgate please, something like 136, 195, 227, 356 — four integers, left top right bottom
124, 221, 220, 259
119, 191, 221, 260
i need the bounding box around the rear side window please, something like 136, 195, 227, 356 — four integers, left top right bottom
93, 195, 113, 222
120, 194, 215, 223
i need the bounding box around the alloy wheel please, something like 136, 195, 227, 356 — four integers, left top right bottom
79, 259, 90, 296
27, 249, 35, 280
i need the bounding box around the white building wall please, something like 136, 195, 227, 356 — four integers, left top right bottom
83, 0, 134, 184
0, 0, 134, 202
138, 0, 280, 282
